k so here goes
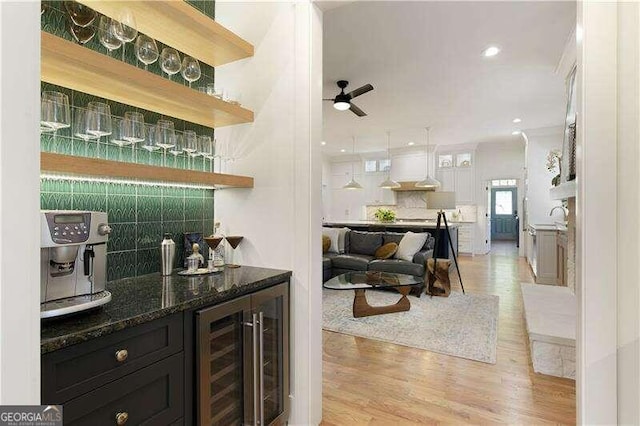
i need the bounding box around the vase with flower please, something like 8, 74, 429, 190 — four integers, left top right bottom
546, 149, 562, 187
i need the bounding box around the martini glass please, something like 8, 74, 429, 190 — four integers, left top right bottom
204, 236, 224, 267
225, 236, 243, 268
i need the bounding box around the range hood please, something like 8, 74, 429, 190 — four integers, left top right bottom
390, 181, 437, 192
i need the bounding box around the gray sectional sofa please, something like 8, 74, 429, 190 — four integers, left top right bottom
322, 230, 435, 295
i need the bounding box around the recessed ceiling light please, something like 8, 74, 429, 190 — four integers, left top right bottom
408, 141, 415, 146
512, 118, 522, 123
482, 46, 500, 57
321, 141, 326, 146
340, 149, 346, 153
512, 130, 522, 135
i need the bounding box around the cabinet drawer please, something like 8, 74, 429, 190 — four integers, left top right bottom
459, 242, 473, 253
64, 353, 184, 426
43, 313, 183, 403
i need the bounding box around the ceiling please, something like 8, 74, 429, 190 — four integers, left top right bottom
321, 1, 576, 156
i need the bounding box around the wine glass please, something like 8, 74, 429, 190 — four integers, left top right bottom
160, 48, 181, 81
197, 135, 213, 171
98, 16, 122, 57
112, 10, 138, 62
74, 107, 99, 157
155, 120, 176, 165
134, 34, 158, 71
122, 111, 146, 144
168, 133, 184, 168
86, 102, 112, 159
41, 91, 71, 132
141, 125, 159, 151
181, 56, 201, 87
64, 1, 97, 27
68, 22, 95, 44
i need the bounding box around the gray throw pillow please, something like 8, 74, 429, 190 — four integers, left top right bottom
349, 231, 383, 256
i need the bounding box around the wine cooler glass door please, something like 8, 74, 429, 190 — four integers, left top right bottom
253, 283, 289, 425
197, 296, 254, 425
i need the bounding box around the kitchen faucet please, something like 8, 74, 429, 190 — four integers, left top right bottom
549, 205, 569, 220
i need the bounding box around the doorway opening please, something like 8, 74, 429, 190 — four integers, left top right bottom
489, 179, 519, 256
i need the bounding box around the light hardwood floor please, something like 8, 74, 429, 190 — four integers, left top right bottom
321, 241, 576, 425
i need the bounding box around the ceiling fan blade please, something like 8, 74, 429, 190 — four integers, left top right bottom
322, 99, 335, 101
349, 103, 367, 117
348, 84, 373, 99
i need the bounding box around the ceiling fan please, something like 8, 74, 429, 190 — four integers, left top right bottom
323, 80, 374, 117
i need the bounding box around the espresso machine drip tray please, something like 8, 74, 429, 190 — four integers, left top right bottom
40, 290, 112, 319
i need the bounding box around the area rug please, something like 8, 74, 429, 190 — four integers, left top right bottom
323, 289, 499, 364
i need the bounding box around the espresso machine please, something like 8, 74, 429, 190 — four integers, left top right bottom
40, 211, 112, 319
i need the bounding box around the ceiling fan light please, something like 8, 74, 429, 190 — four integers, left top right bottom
334, 101, 350, 111
415, 175, 441, 188
343, 179, 363, 190
379, 178, 401, 189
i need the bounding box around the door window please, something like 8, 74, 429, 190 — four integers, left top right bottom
494, 190, 513, 215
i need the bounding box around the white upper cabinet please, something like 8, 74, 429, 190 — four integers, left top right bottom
436, 148, 476, 204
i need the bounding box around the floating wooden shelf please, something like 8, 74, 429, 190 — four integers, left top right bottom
77, 0, 253, 67
41, 32, 253, 129
390, 181, 437, 192
41, 153, 254, 189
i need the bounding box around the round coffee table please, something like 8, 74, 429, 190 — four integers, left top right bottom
323, 271, 424, 318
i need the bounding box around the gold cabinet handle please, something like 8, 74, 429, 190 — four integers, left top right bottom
115, 412, 128, 425
115, 349, 128, 362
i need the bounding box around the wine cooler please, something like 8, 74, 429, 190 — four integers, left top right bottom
196, 282, 289, 425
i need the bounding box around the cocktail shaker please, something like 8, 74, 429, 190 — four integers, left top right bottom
161, 233, 175, 276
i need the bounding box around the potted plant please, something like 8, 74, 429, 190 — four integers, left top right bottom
374, 208, 396, 223
546, 149, 562, 187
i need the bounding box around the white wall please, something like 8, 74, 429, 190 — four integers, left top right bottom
616, 2, 640, 423
523, 126, 563, 227
474, 140, 526, 255
0, 1, 41, 403
214, 2, 323, 424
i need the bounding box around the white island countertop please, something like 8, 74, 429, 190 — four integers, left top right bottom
323, 220, 460, 228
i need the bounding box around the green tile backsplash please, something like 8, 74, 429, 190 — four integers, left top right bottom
41, 1, 218, 280
41, 178, 216, 281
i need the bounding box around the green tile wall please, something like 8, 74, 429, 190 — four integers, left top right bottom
41, 1, 218, 280
41, 178, 216, 281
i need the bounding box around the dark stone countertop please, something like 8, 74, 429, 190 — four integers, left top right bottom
41, 266, 292, 354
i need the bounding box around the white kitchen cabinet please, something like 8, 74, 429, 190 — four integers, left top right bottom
435, 149, 475, 204
437, 168, 455, 192
457, 223, 475, 256
454, 168, 474, 204
527, 227, 558, 285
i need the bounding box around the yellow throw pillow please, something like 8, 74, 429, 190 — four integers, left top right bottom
322, 235, 331, 253
375, 242, 398, 260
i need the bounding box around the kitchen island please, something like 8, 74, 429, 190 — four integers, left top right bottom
41, 266, 291, 425
323, 220, 459, 260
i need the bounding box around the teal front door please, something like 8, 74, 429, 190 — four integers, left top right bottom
491, 187, 518, 240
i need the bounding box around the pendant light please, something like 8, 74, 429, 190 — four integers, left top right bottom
343, 136, 363, 190
379, 130, 401, 189
415, 127, 441, 188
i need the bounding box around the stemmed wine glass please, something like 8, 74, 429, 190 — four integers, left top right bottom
98, 16, 122, 57
134, 34, 158, 71
64, 2, 97, 27
160, 48, 181, 81
168, 134, 184, 168
41, 91, 71, 152
181, 56, 201, 87
155, 120, 176, 166
198, 135, 213, 171
65, 1, 97, 45
122, 111, 146, 144
182, 130, 198, 168
111, 10, 138, 62
141, 124, 160, 164
86, 102, 112, 159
